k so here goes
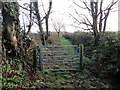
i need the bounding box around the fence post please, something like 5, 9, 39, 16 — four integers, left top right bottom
33, 48, 37, 73
78, 45, 81, 70
80, 44, 84, 69
40, 46, 43, 71
78, 44, 84, 70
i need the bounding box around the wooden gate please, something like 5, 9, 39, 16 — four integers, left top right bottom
39, 44, 84, 71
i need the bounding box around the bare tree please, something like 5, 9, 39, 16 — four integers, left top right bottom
20, 0, 52, 45
51, 18, 65, 38
70, 0, 118, 45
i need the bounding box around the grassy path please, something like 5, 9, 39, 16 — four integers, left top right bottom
59, 36, 72, 45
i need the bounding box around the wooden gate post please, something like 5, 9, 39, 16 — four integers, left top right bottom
78, 44, 84, 70
80, 44, 84, 69
40, 47, 43, 71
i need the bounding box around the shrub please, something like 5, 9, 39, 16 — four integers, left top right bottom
64, 31, 94, 46
92, 32, 120, 77
47, 32, 59, 45
64, 31, 120, 78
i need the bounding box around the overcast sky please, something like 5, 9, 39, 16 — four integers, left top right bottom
19, 0, 118, 33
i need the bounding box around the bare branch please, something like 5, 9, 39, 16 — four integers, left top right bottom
83, 1, 92, 16
41, 0, 46, 15
80, 14, 92, 25
19, 4, 36, 15
102, 0, 119, 32
83, 1, 91, 11
27, 2, 33, 35
73, 0, 86, 9
69, 14, 82, 25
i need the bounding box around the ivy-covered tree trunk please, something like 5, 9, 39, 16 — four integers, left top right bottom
2, 2, 20, 58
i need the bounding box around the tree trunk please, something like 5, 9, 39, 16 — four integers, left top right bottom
91, 2, 99, 46
33, 1, 45, 45
45, 0, 52, 40
94, 34, 99, 46
2, 2, 19, 58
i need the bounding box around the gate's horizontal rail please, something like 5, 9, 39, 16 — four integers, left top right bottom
43, 61, 79, 65
43, 45, 77, 48
43, 59, 78, 62
43, 50, 77, 53
44, 55, 79, 59
47, 69, 77, 71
